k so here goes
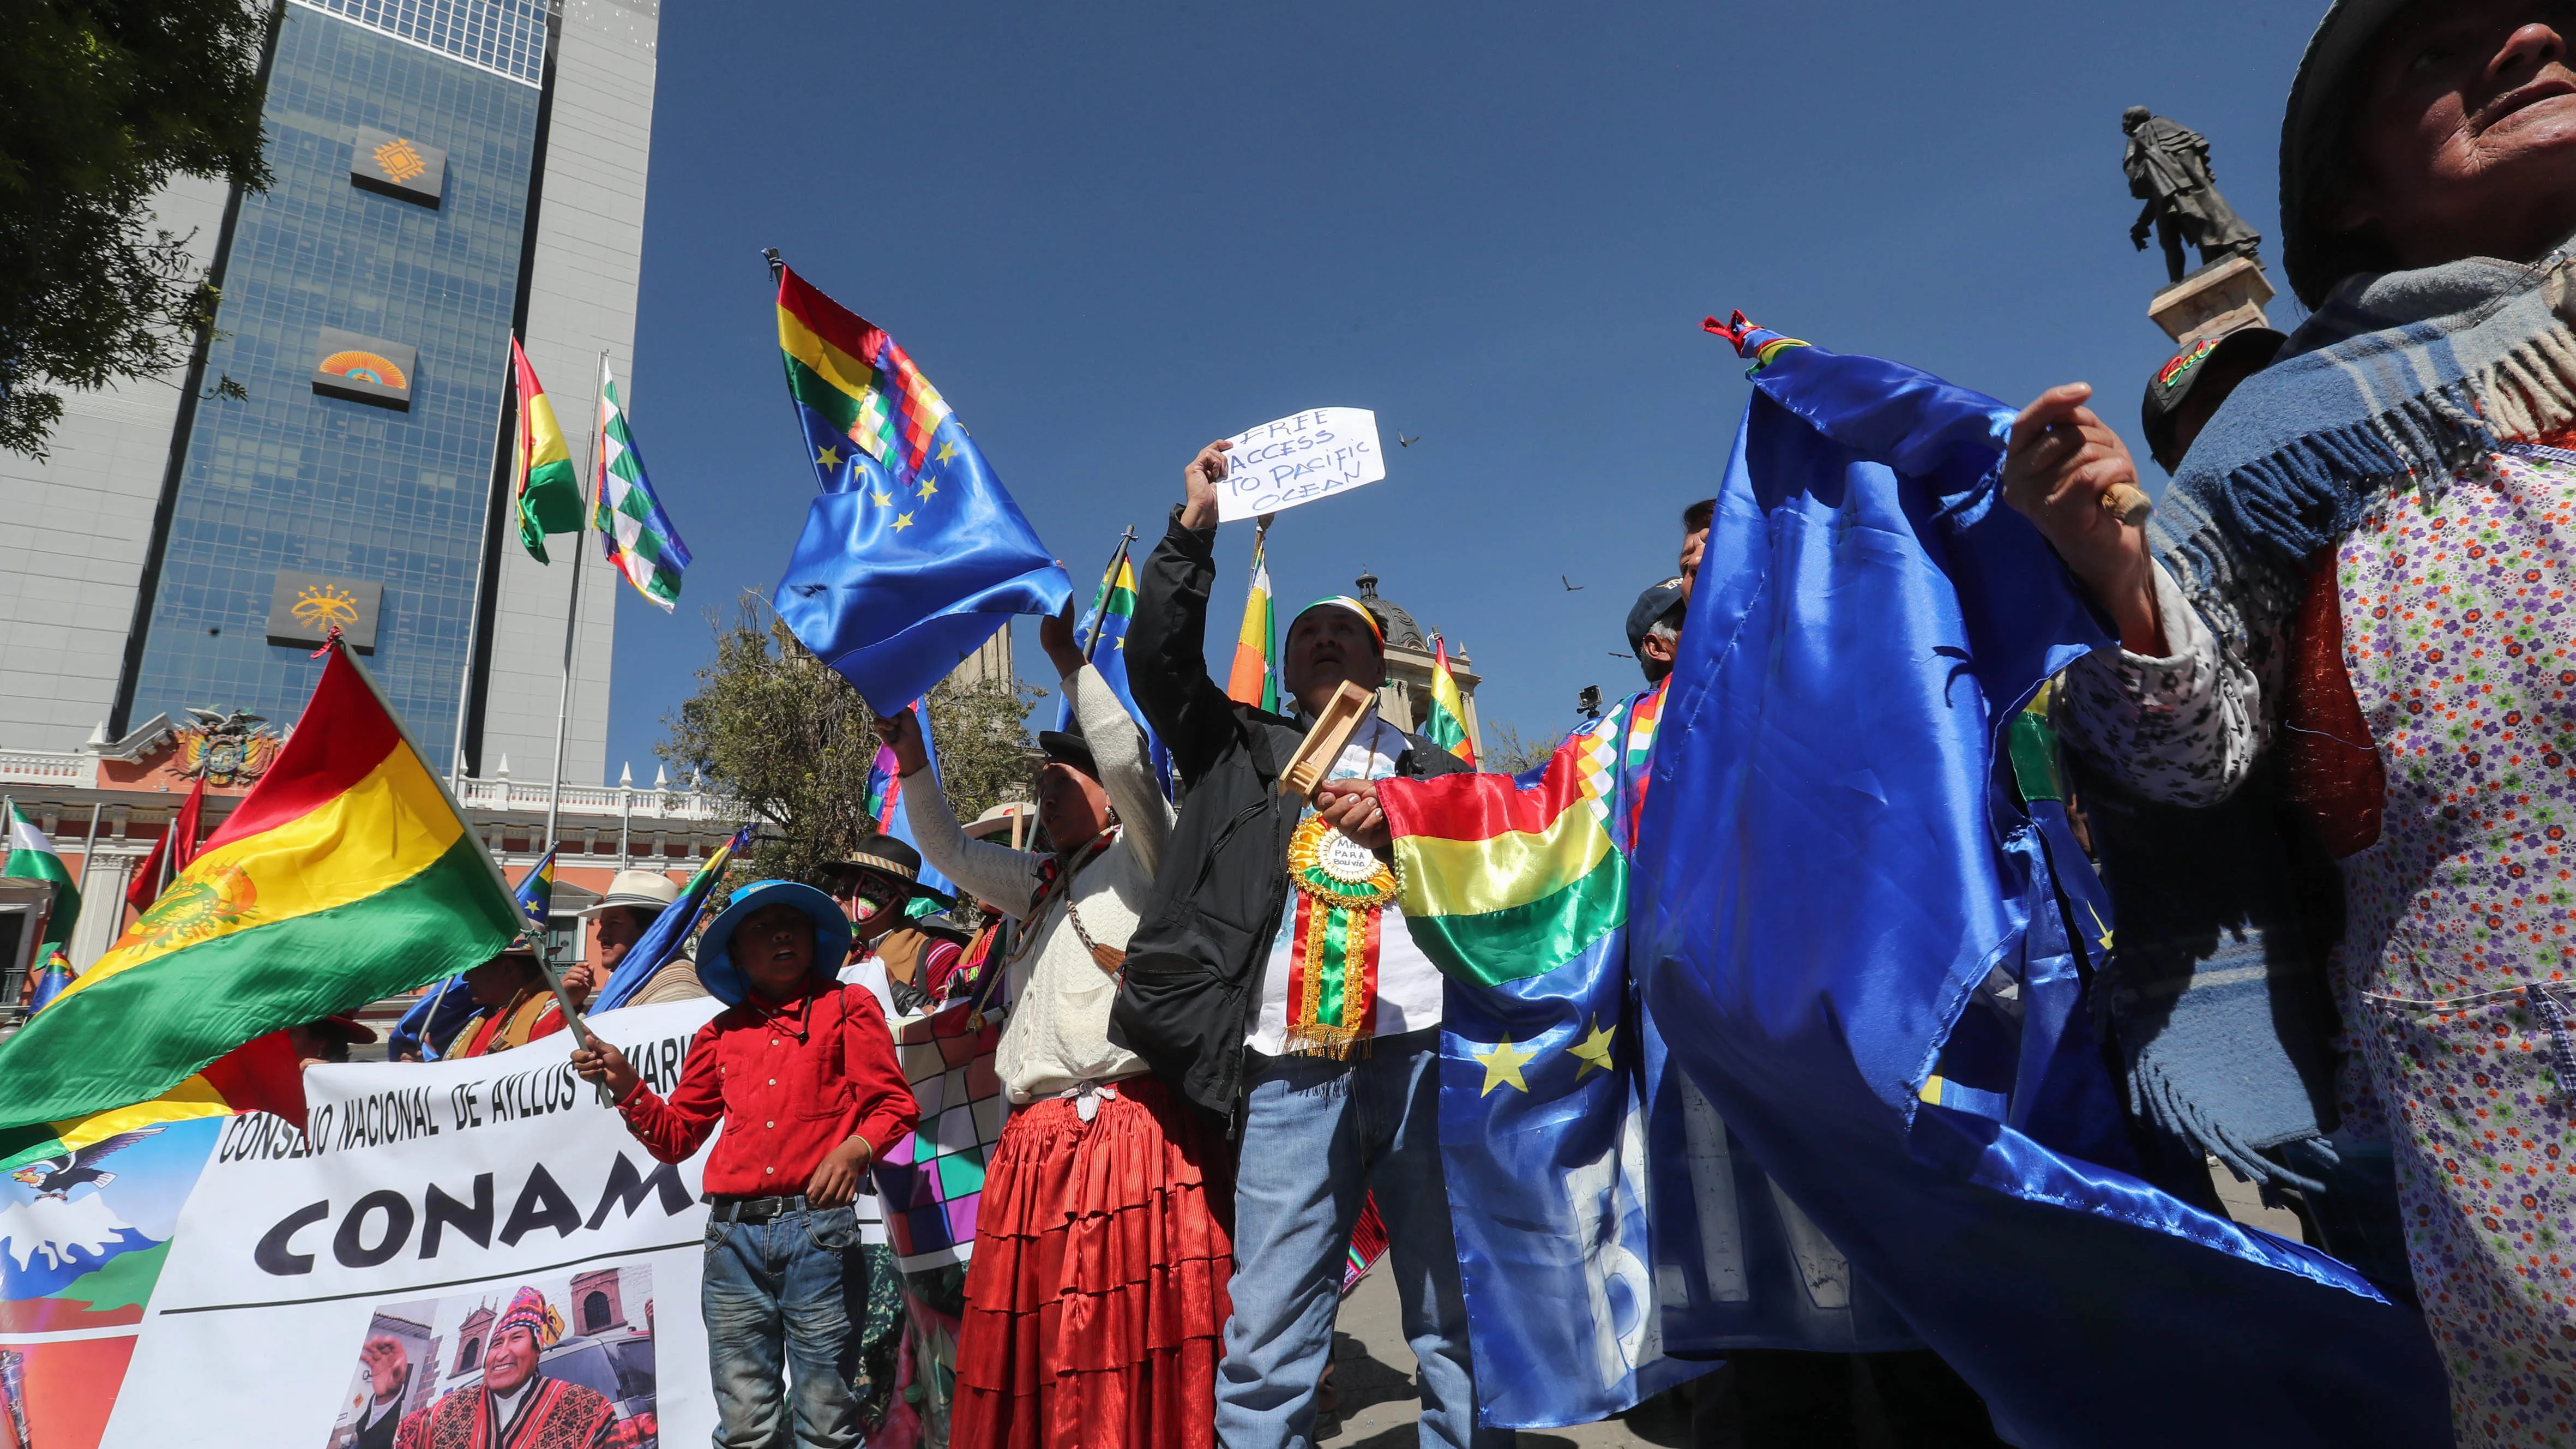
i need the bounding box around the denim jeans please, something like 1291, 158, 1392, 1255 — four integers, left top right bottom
703, 1198, 866, 1448
1215, 1026, 1512, 1449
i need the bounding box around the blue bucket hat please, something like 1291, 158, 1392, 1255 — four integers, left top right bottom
695, 879, 853, 1007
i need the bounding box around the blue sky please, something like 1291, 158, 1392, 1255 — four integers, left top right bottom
605, 0, 2321, 776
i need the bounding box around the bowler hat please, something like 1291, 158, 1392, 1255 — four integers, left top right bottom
832, 834, 958, 911
1036, 729, 1098, 780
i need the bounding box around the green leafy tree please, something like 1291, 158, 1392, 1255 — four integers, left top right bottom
660, 598, 1042, 886
924, 670, 1046, 828
0, 0, 276, 458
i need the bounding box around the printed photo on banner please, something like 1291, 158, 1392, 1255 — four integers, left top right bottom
322, 1267, 655, 1449
0, 1117, 222, 1449
1216, 407, 1384, 521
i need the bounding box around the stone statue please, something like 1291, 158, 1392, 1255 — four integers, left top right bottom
2123, 106, 2262, 285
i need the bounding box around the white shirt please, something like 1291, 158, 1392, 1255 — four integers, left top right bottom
1247, 712, 1444, 1054
486, 1380, 531, 1432
897, 664, 1172, 1103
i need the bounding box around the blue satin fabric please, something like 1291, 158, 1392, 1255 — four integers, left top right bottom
1435, 698, 1716, 1432
1630, 336, 2452, 1447
775, 403, 1070, 714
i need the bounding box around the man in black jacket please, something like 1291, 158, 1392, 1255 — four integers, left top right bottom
1116, 440, 1503, 1448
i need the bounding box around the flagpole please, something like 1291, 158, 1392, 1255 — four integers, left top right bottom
544, 349, 609, 854
452, 353, 516, 791
1079, 527, 1138, 663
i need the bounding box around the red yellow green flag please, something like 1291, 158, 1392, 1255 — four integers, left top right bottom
0, 643, 523, 1132
1422, 635, 1476, 766
1376, 732, 1624, 987
1226, 531, 1277, 711
510, 336, 584, 562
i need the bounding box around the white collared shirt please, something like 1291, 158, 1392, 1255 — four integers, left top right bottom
1247, 712, 1445, 1054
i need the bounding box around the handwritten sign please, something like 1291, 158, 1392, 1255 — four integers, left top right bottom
1218, 407, 1385, 522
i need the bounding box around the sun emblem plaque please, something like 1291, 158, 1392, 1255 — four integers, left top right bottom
310, 328, 417, 410
350, 125, 446, 207
266, 570, 382, 652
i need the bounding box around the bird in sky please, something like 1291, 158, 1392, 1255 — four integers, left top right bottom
1562, 575, 1585, 591
1397, 432, 1418, 447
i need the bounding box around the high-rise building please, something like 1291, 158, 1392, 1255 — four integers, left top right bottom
0, 0, 659, 789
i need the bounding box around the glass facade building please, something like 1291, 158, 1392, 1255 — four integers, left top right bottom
122, 2, 543, 775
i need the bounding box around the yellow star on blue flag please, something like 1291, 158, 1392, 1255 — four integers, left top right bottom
1567, 1017, 1616, 1080
1474, 1035, 1538, 1096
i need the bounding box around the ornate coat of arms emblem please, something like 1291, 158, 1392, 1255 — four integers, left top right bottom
172, 707, 285, 787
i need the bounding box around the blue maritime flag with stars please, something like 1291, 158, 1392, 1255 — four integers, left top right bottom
773, 263, 1072, 711
1056, 532, 1175, 799
1628, 318, 2449, 1447
1381, 683, 1717, 1429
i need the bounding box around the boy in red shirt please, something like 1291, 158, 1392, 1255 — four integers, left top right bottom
575, 879, 917, 1448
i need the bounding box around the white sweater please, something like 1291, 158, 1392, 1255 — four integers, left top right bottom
898, 664, 1173, 1103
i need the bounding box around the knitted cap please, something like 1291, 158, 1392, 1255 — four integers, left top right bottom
493, 1285, 564, 1348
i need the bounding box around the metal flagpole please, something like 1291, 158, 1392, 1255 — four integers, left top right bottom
452, 352, 517, 791
543, 350, 609, 854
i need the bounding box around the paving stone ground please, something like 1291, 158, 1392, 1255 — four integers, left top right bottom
1312, 1163, 2304, 1447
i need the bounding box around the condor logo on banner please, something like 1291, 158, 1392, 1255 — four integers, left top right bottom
311, 328, 417, 410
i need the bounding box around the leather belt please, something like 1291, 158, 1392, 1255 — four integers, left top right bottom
706, 1193, 808, 1224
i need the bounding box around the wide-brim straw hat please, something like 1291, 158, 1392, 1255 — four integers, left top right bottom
577, 868, 682, 918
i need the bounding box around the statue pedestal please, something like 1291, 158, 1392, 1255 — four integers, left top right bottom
2149, 255, 2274, 345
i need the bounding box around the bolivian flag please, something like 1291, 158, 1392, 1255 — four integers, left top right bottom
511, 336, 585, 562
1376, 731, 1624, 986
0, 643, 523, 1132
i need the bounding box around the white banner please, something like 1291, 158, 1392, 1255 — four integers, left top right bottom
70, 999, 724, 1449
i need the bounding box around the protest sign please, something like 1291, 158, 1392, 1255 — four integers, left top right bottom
0, 999, 725, 1449
1217, 408, 1385, 522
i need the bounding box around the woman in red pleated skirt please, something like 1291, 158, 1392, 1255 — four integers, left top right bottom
880, 655, 1231, 1449
950, 1076, 1232, 1449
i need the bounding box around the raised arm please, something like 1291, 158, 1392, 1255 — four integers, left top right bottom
1128, 440, 1248, 782
877, 707, 1048, 919
1068, 663, 1176, 877
2000, 382, 2283, 805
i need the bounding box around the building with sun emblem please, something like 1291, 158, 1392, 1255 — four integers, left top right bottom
0, 0, 659, 798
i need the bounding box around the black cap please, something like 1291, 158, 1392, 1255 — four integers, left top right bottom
2140, 326, 2286, 466
1625, 578, 1686, 656
1035, 730, 1098, 779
